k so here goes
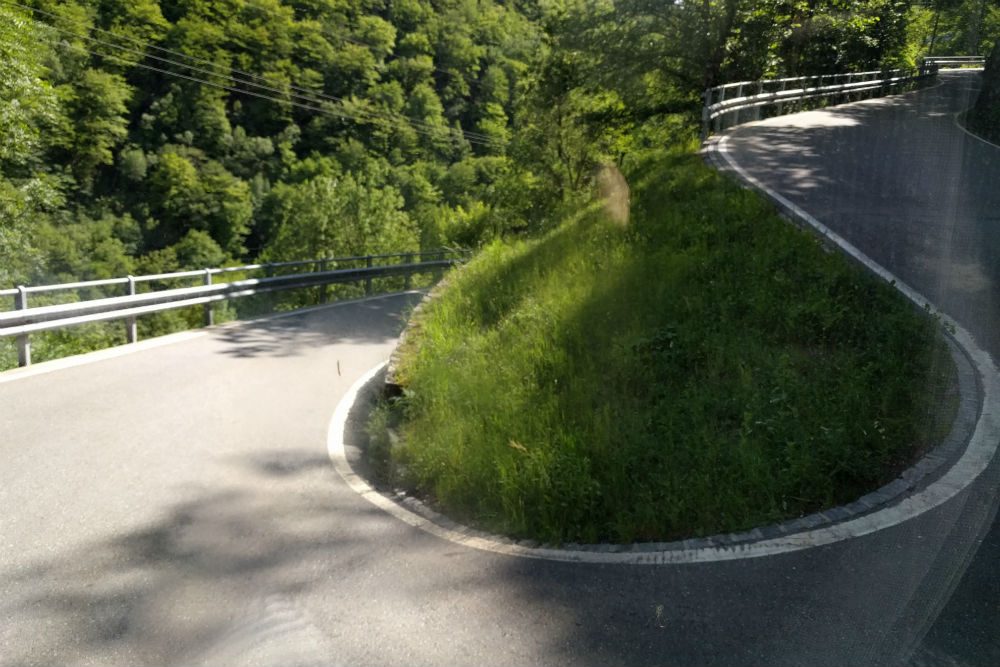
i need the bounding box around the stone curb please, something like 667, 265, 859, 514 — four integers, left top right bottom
327, 122, 1000, 563
341, 327, 978, 557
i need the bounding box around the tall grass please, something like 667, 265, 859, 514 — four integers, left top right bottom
387, 146, 955, 543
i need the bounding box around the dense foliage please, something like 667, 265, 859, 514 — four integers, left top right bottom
0, 0, 546, 293
911, 0, 1000, 58
3, 0, 997, 298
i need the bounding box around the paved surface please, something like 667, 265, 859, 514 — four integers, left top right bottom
0, 72, 998, 666
721, 71, 1000, 667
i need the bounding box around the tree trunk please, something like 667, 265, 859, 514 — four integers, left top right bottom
928, 1, 941, 56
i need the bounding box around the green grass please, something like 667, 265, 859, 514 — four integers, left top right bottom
380, 145, 955, 544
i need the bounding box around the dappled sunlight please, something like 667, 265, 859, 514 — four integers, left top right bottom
722, 73, 1000, 360
915, 255, 994, 295
756, 110, 861, 129
209, 296, 417, 359
0, 447, 420, 666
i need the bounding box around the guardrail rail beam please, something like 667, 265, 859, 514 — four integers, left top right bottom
701, 66, 936, 141
0, 250, 469, 367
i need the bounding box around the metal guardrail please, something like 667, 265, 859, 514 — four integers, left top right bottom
701, 66, 935, 139
1, 250, 465, 367
923, 55, 985, 68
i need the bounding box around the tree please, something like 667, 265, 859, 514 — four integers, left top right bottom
967, 40, 1000, 140
513, 49, 632, 203
147, 149, 252, 257
263, 174, 418, 261
58, 69, 133, 189
0, 4, 62, 286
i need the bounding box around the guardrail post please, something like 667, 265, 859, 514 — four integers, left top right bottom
715, 85, 726, 133
753, 81, 763, 120
126, 275, 137, 344
365, 256, 373, 296
203, 269, 214, 326
14, 286, 30, 367
404, 253, 414, 290
701, 88, 711, 141
733, 84, 743, 127
776, 80, 786, 116
319, 260, 329, 303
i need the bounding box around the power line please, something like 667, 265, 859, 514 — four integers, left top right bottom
3, 0, 496, 145
74, 20, 493, 145
75, 41, 500, 148
0, 0, 500, 147
279, 2, 459, 78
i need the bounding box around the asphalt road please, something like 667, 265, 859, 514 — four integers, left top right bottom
720, 71, 1000, 667
1, 72, 998, 667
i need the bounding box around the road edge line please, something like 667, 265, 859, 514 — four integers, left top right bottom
325, 126, 1000, 564
327, 337, 998, 565
952, 109, 1000, 151
0, 290, 426, 384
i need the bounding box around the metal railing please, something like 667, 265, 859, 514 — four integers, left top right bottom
702, 66, 935, 139
923, 55, 985, 68
0, 250, 466, 367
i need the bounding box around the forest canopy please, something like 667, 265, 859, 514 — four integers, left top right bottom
1, 0, 997, 291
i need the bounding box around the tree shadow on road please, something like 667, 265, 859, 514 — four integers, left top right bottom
0, 447, 413, 667
0, 441, 990, 667
209, 293, 423, 359
722, 71, 1000, 359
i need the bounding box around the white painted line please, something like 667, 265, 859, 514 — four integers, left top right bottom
326, 133, 1000, 565
0, 290, 427, 384
953, 109, 1000, 151
329, 333, 999, 564
0, 330, 208, 384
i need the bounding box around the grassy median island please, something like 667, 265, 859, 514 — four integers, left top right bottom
372, 147, 956, 544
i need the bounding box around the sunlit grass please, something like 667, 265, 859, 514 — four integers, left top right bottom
383, 146, 955, 544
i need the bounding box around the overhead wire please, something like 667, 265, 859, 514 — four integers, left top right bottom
275, 0, 460, 77
72, 23, 495, 146
22, 2, 497, 146
0, 0, 500, 147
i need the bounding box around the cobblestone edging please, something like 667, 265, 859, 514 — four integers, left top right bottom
343, 326, 979, 557
329, 132, 999, 562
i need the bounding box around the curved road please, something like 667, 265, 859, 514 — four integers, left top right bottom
1, 72, 998, 666
719, 70, 1000, 667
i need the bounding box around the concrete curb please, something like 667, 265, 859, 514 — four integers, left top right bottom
330, 327, 993, 565
327, 94, 1000, 563
328, 224, 999, 564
